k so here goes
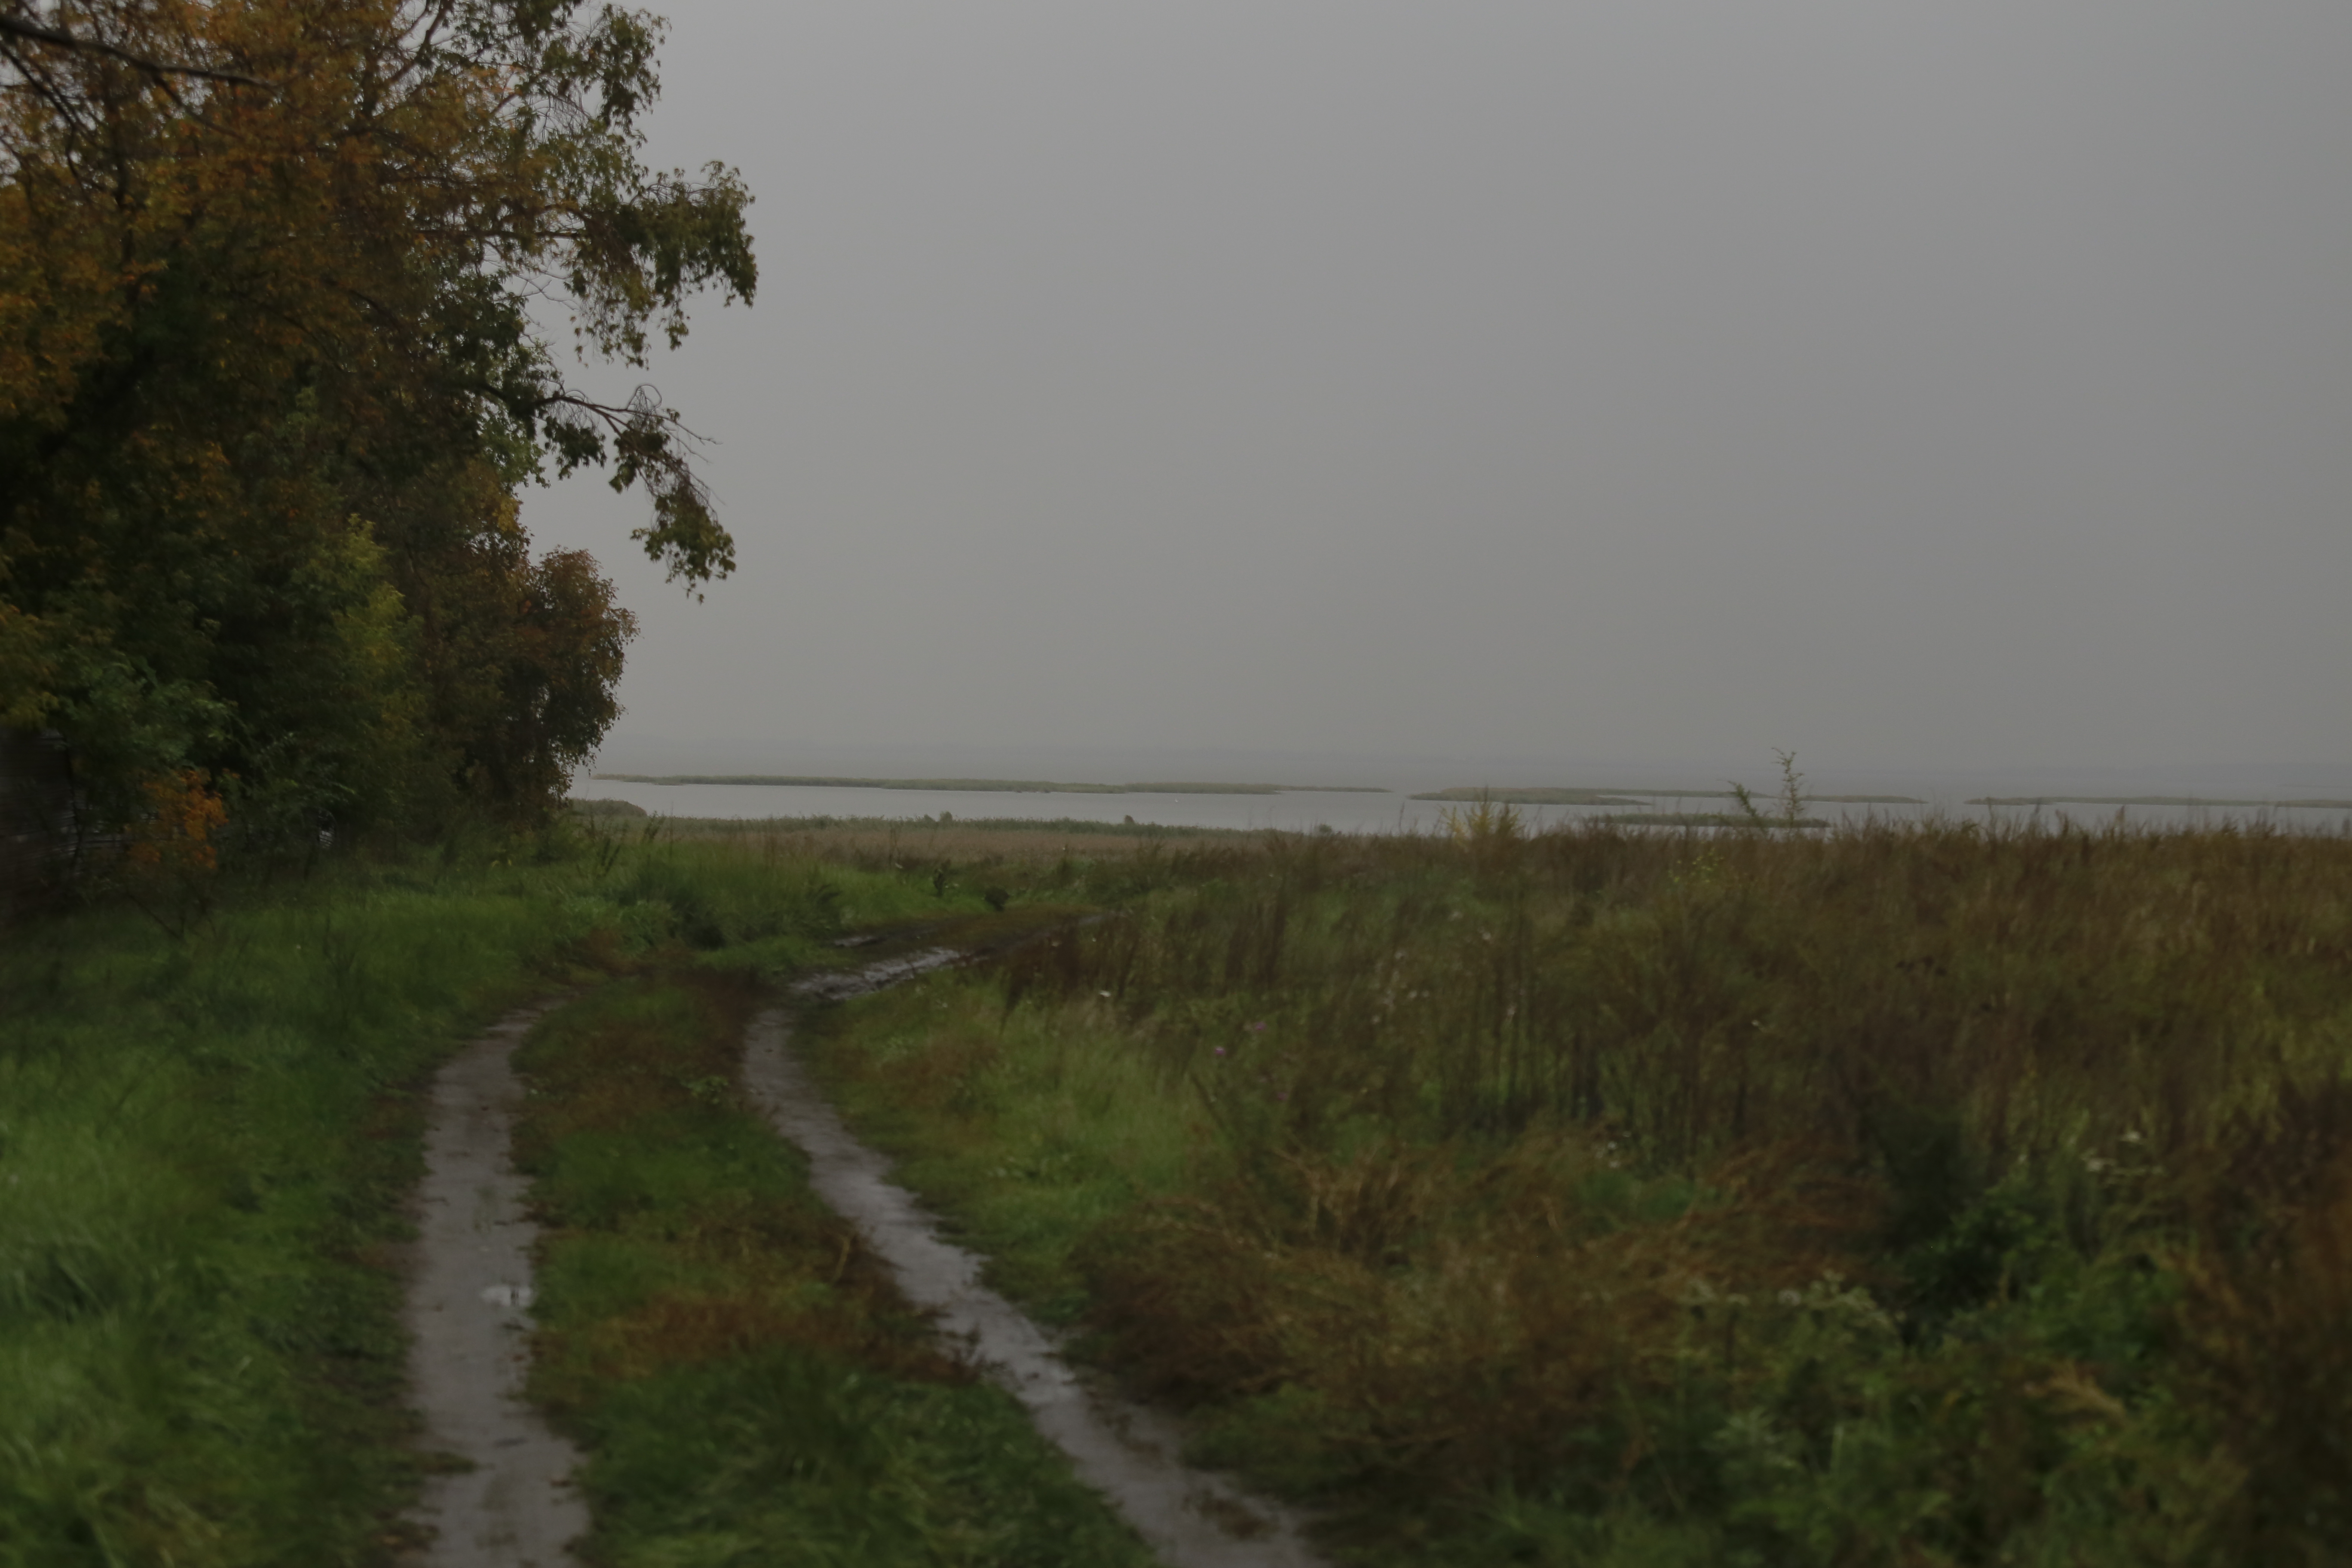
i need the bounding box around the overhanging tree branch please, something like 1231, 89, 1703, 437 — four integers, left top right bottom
527, 386, 733, 592
0, 6, 273, 90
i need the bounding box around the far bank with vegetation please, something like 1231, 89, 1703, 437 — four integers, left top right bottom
593, 774, 1388, 795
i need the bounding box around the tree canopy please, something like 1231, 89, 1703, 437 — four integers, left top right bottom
0, 0, 753, 834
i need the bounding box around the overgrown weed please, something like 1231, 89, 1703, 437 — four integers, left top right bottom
811, 818, 2352, 1564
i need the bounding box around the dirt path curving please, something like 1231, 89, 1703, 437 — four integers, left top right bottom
745, 956, 1328, 1568
401, 1001, 586, 1568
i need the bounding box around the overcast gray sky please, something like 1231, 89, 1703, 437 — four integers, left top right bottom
528, 2, 2352, 786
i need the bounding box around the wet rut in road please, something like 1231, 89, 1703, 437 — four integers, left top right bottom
401, 958, 1324, 1568
401, 1001, 585, 1568
748, 951, 1328, 1568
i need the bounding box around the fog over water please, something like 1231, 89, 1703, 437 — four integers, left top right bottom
530, 4, 2352, 791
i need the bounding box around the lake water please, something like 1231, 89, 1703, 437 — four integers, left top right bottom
570, 776, 2352, 836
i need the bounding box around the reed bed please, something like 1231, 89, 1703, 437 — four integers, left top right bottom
818, 816, 2352, 1565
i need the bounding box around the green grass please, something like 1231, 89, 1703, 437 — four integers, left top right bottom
801, 819, 2352, 1566
512, 969, 1154, 1568
569, 818, 1023, 960
801, 977, 1192, 1326
0, 820, 1074, 1566
0, 853, 603, 1566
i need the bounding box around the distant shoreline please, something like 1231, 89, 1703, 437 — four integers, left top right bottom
1412, 786, 1925, 805
568, 808, 1256, 839
1970, 795, 2352, 809
591, 774, 1388, 796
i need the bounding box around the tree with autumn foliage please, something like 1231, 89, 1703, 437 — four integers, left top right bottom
0, 0, 751, 833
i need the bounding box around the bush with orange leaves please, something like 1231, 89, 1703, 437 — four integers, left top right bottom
122, 768, 229, 933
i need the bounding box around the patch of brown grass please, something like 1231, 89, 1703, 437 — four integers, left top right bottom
2171, 1098, 2352, 1561
514, 968, 757, 1149
881, 819, 2352, 1550
561, 1276, 968, 1389
1084, 1131, 1874, 1497
858, 1024, 1003, 1118
518, 966, 968, 1409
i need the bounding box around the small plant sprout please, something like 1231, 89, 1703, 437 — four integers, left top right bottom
1440, 792, 1526, 847
1773, 747, 1810, 827
1729, 747, 1814, 830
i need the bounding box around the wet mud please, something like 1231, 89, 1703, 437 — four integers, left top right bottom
745, 957, 1328, 1568
401, 1001, 585, 1568
794, 944, 970, 1000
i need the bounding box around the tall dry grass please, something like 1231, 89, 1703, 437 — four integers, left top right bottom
961, 818, 2352, 1561
1016, 821, 2352, 1177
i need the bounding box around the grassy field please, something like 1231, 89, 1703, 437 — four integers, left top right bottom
0, 848, 600, 1565
9, 812, 2351, 1565
0, 822, 1072, 1566
802, 816, 2352, 1565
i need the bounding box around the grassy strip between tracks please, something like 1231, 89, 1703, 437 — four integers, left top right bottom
512, 963, 1155, 1568
805, 820, 2352, 1567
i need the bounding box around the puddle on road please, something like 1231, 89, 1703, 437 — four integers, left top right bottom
795, 945, 967, 1000
402, 1002, 585, 1568
744, 959, 1328, 1568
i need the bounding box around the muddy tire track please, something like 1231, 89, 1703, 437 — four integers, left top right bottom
747, 953, 1327, 1568
400, 1001, 585, 1568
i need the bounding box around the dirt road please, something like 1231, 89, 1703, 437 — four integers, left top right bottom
401, 1002, 585, 1568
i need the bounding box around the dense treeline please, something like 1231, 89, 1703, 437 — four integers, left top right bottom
0, 0, 752, 842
